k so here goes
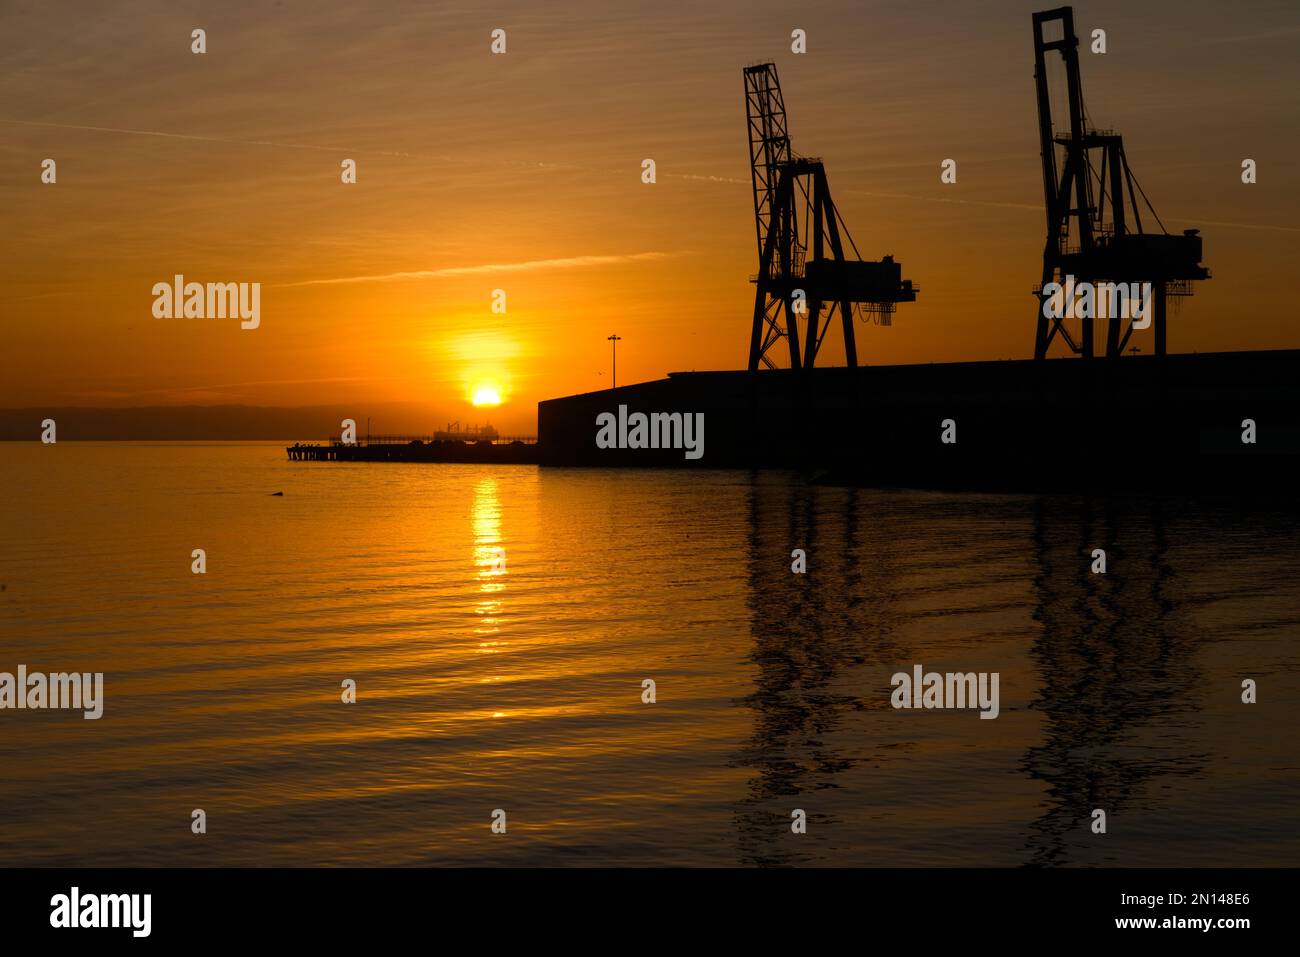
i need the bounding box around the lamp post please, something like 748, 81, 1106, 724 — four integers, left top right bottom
607, 334, 622, 390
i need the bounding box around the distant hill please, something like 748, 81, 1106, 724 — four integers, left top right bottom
0, 404, 526, 441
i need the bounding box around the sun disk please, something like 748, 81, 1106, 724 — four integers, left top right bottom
472, 385, 502, 407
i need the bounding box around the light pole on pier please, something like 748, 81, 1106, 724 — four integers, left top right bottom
607, 334, 622, 390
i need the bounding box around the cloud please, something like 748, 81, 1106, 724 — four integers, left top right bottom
0, 118, 415, 157
0, 119, 620, 178
275, 251, 685, 288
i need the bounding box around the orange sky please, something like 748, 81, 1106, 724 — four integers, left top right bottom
2, 0, 1298, 433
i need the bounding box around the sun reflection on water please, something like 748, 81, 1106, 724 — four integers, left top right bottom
472, 478, 506, 643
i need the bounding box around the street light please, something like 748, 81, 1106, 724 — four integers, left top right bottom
607, 334, 622, 390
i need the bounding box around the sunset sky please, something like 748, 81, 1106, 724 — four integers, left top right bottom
2, 0, 1298, 433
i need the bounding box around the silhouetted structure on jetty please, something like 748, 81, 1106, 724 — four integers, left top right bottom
288, 434, 538, 464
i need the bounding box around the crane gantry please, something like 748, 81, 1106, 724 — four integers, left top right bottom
744, 63, 917, 371
1031, 6, 1209, 359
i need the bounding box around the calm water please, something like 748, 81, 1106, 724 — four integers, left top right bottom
1, 442, 1297, 866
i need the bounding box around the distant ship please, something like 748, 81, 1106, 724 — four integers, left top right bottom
286, 421, 536, 463
432, 421, 499, 444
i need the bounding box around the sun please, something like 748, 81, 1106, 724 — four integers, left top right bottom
471, 384, 502, 408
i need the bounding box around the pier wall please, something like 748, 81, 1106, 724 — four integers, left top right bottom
537, 351, 1300, 491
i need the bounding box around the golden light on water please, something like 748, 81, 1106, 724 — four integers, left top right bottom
472, 478, 506, 643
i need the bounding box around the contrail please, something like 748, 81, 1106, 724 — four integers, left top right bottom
276, 252, 684, 288
0, 118, 594, 174
0, 117, 413, 156
7, 119, 1293, 232
0, 118, 746, 183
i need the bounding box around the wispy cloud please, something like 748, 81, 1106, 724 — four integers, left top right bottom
0, 119, 753, 187
0, 118, 415, 157
0, 119, 622, 178
275, 252, 685, 288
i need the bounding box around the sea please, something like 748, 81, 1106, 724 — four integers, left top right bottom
1, 442, 1296, 866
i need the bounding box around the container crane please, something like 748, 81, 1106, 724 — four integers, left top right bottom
744, 63, 917, 371
1031, 6, 1209, 359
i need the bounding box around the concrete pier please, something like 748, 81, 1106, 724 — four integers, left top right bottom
537, 350, 1300, 491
